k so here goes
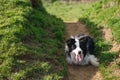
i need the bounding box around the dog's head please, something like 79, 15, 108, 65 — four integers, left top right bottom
65, 36, 84, 63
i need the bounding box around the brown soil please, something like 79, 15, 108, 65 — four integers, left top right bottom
65, 21, 89, 39
101, 27, 120, 55
65, 21, 102, 80
101, 27, 120, 78
101, 27, 113, 42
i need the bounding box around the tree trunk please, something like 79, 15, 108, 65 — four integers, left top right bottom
30, 0, 39, 8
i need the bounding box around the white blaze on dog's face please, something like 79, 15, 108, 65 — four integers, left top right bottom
72, 38, 83, 62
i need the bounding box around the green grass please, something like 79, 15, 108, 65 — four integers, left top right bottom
0, 0, 67, 80
80, 0, 120, 42
43, 0, 120, 80
43, 1, 92, 22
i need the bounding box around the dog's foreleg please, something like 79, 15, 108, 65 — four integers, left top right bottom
66, 56, 72, 64
89, 55, 99, 67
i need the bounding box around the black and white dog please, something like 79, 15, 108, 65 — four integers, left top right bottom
65, 34, 99, 67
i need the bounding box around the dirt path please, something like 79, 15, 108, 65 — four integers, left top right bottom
65, 21, 102, 80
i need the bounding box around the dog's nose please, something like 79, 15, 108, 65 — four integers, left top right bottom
78, 51, 81, 54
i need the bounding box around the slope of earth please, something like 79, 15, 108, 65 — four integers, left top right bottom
0, 0, 66, 80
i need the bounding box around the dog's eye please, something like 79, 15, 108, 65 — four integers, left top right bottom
72, 45, 76, 49
78, 51, 81, 54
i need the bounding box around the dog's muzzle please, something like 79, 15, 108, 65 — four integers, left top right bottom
72, 52, 82, 62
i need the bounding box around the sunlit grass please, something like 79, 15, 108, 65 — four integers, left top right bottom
43, 1, 92, 22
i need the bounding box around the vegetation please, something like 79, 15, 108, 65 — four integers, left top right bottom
80, 17, 119, 80
0, 0, 119, 79
80, 0, 120, 79
80, 0, 120, 42
0, 0, 66, 80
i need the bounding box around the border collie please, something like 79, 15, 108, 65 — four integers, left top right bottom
65, 34, 99, 67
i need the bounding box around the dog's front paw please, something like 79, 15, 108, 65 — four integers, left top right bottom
93, 61, 99, 67
89, 55, 99, 67
66, 57, 72, 64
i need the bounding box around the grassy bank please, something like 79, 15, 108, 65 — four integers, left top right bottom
79, 0, 120, 79
0, 0, 66, 80
80, 17, 119, 80
80, 0, 120, 42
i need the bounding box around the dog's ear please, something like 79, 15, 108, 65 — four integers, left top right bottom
70, 35, 74, 39
66, 38, 75, 46
65, 38, 75, 53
